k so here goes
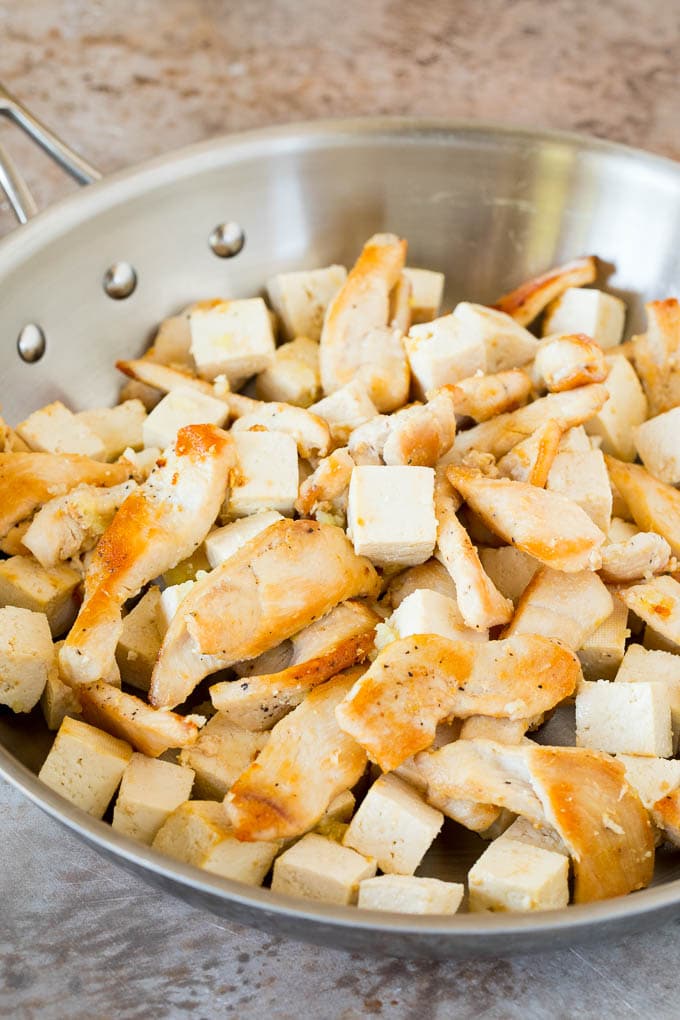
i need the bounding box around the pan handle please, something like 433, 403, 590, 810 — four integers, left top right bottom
0, 83, 102, 224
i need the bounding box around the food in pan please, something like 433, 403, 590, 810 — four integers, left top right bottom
2, 232, 679, 917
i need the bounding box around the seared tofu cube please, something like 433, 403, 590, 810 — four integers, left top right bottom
309, 381, 378, 444
77, 400, 146, 461
405, 314, 487, 397
402, 268, 445, 324
506, 567, 613, 650
112, 753, 195, 844
272, 832, 376, 905
142, 386, 228, 450
576, 679, 673, 757
255, 337, 321, 407
204, 510, 283, 568
41, 663, 82, 730
0, 606, 54, 712
179, 713, 268, 799
16, 401, 106, 459
347, 465, 436, 567
633, 407, 680, 485
343, 773, 443, 875
157, 578, 197, 635
115, 587, 163, 692
577, 599, 629, 681
0, 555, 80, 636
38, 716, 133, 817
228, 431, 299, 517
266, 265, 347, 341
616, 754, 680, 810
547, 448, 612, 533
543, 288, 626, 348
615, 645, 680, 751
452, 303, 539, 372
389, 588, 487, 642
479, 546, 539, 605
495, 816, 569, 856
585, 355, 647, 461
468, 838, 569, 912
358, 874, 464, 914
189, 298, 276, 384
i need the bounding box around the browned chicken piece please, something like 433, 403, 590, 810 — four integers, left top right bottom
434, 468, 513, 629
496, 420, 563, 487
532, 334, 608, 392
229, 402, 331, 459
386, 558, 458, 609
447, 466, 606, 572
651, 791, 680, 848
0, 412, 30, 452
209, 600, 379, 729
458, 716, 532, 743
294, 447, 355, 518
599, 532, 672, 584
606, 456, 680, 558
614, 575, 680, 647
116, 358, 219, 398
504, 566, 613, 649
388, 272, 413, 332
493, 256, 597, 326
319, 233, 409, 410
0, 452, 131, 541
348, 392, 457, 468
224, 669, 368, 841
335, 634, 579, 771
78, 681, 205, 758
437, 369, 532, 422
59, 425, 235, 686
347, 416, 391, 465
149, 520, 380, 709
631, 299, 680, 415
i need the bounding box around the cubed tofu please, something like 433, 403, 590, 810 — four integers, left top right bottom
577, 599, 629, 681
452, 303, 539, 372
204, 510, 283, 568
255, 336, 321, 407
309, 381, 378, 444
227, 431, 299, 517
112, 753, 195, 844
0, 556, 80, 637
179, 713, 269, 800
38, 716, 133, 817
142, 386, 228, 450
543, 288, 626, 348
585, 355, 648, 461
576, 679, 673, 757
506, 567, 613, 650
616, 753, 680, 810
347, 465, 436, 568
389, 587, 487, 643
40, 660, 82, 730
157, 578, 198, 636
617, 576, 680, 649
402, 268, 446, 324
77, 400, 146, 461
272, 832, 376, 905
643, 625, 679, 654
266, 265, 347, 341
633, 407, 680, 485
16, 401, 106, 459
115, 587, 163, 692
0, 606, 54, 712
558, 425, 592, 453
189, 298, 276, 384
616, 645, 680, 751
478, 547, 540, 605
405, 314, 487, 397
547, 448, 612, 533
468, 838, 569, 912
342, 773, 443, 875
358, 874, 464, 914
495, 816, 569, 857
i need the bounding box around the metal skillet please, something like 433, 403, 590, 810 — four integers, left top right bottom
1, 84, 680, 959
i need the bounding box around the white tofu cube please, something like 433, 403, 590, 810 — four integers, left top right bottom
77, 400, 146, 461
0, 555, 80, 637
358, 875, 464, 914
142, 386, 228, 450
347, 465, 436, 568
478, 547, 539, 605
342, 773, 443, 875
266, 265, 347, 341
468, 838, 569, 912
272, 832, 376, 905
543, 287, 626, 348
0, 606, 54, 713
38, 716, 133, 817
205, 510, 283, 568
452, 303, 539, 372
41, 661, 82, 730
547, 448, 612, 533
633, 407, 680, 485
115, 587, 163, 692
576, 679, 673, 757
585, 355, 648, 461
405, 314, 487, 397
179, 713, 268, 799
309, 380, 378, 444
112, 753, 195, 844
616, 645, 680, 752
16, 401, 106, 459
577, 599, 629, 680
402, 268, 445, 324
495, 816, 569, 857
643, 625, 679, 654
255, 336, 321, 407
389, 587, 487, 643
558, 425, 592, 453
189, 298, 276, 383
506, 567, 613, 650
228, 431, 298, 517
616, 754, 680, 810
157, 578, 199, 635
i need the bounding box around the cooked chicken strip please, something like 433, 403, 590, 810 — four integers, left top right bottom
0, 452, 131, 541
225, 669, 367, 841
386, 558, 458, 609
599, 532, 672, 583
496, 420, 563, 487
229, 402, 331, 459
614, 575, 680, 647
532, 334, 608, 393
60, 425, 235, 685
116, 358, 219, 398
605, 456, 680, 559
437, 369, 532, 422
210, 600, 379, 729
335, 634, 579, 770
388, 272, 413, 332
493, 256, 597, 326
459, 716, 532, 743
631, 299, 680, 415
348, 392, 456, 468
348, 415, 392, 465
294, 447, 355, 518
78, 681, 205, 757
149, 520, 380, 709
0, 412, 30, 452
447, 466, 606, 572
0, 519, 31, 556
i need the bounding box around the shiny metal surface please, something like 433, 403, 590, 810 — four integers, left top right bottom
209, 221, 246, 258
1, 118, 680, 957
103, 261, 138, 300
16, 322, 46, 363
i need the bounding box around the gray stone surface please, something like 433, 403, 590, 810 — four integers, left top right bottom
1, 1, 680, 1015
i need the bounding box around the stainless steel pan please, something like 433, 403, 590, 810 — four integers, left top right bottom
2, 85, 680, 958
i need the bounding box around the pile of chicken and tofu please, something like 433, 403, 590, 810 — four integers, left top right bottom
2, 233, 680, 917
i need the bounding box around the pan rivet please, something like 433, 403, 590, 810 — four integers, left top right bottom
17, 323, 46, 363
103, 262, 137, 299
209, 222, 245, 258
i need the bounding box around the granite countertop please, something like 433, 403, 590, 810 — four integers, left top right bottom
1, 1, 680, 1016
